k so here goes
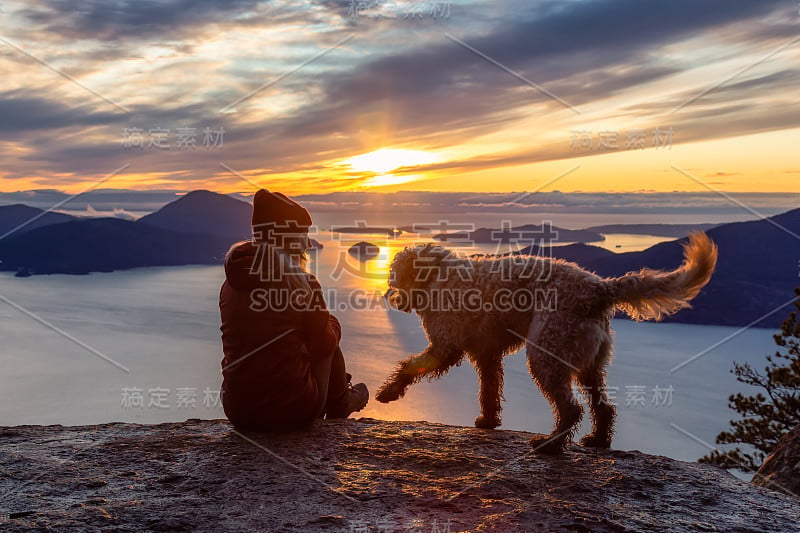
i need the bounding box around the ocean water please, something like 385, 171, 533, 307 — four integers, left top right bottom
0, 233, 777, 467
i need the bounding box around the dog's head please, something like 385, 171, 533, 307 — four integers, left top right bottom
384, 243, 458, 313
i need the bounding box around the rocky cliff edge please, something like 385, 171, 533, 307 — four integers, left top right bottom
1, 418, 799, 532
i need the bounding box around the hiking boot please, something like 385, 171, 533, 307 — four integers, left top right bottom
326, 382, 369, 419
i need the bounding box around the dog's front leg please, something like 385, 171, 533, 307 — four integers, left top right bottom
376, 344, 463, 403
474, 356, 504, 429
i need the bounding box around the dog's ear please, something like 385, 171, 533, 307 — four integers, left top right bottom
388, 247, 419, 291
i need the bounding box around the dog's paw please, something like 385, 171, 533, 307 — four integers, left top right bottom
375, 382, 404, 403
474, 415, 500, 429
530, 435, 566, 455
579, 434, 611, 449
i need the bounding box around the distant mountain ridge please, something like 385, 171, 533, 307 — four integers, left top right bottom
0, 191, 798, 327
0, 191, 249, 275
518, 209, 800, 327
138, 190, 252, 240
434, 224, 604, 244
0, 217, 233, 275
0, 204, 76, 238
585, 223, 718, 237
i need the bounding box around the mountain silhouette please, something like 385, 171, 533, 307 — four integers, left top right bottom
138, 190, 252, 240
517, 243, 616, 263
521, 208, 800, 327
584, 223, 718, 238
0, 217, 233, 275
0, 204, 76, 239
1, 190, 797, 327
435, 224, 603, 244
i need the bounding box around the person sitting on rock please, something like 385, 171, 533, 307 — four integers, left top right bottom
219, 189, 368, 430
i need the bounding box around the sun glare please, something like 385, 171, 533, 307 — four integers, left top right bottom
359, 174, 419, 187
344, 148, 439, 187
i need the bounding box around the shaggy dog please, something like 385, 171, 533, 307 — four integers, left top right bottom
376, 233, 717, 454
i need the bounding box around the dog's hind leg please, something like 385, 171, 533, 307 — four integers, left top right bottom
474, 355, 504, 429
529, 358, 582, 455
578, 338, 616, 448
375, 344, 463, 403
521, 316, 582, 454
525, 316, 582, 454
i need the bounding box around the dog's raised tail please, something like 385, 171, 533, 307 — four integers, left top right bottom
608, 232, 718, 321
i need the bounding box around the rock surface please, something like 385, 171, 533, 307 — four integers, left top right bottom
754, 424, 800, 499
1, 419, 799, 532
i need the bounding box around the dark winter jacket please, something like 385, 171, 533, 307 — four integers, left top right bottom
219, 241, 340, 430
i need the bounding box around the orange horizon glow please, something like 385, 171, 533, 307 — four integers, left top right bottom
3, 128, 800, 195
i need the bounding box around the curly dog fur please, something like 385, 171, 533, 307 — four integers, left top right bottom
376, 233, 717, 454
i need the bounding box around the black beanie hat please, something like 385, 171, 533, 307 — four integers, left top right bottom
251, 190, 312, 240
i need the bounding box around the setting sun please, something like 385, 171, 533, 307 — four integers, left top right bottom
359, 173, 419, 187
344, 148, 440, 174
343, 148, 440, 187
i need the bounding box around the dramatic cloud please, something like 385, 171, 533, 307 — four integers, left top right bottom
0, 0, 798, 193
17, 0, 268, 40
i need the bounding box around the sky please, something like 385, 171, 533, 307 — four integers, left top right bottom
0, 0, 799, 196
